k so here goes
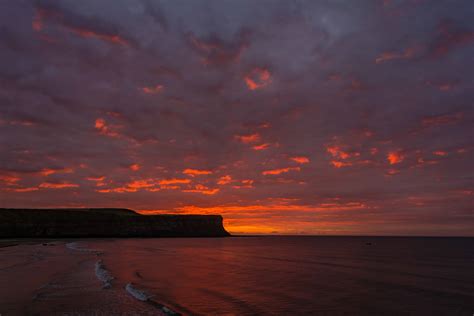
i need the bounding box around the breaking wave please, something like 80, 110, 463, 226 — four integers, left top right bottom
95, 260, 114, 289
125, 283, 181, 315
125, 283, 153, 301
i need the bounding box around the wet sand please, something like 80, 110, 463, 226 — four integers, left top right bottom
0, 240, 179, 315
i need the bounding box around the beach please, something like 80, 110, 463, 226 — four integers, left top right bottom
1, 236, 473, 315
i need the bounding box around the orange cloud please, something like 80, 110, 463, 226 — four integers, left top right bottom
11, 187, 40, 193
94, 118, 120, 137
97, 187, 137, 193
127, 179, 155, 190
141, 85, 164, 94
375, 46, 418, 64
146, 201, 366, 215
262, 167, 301, 175
387, 151, 404, 165
217, 175, 232, 185
326, 145, 350, 159
330, 161, 353, 168
421, 112, 463, 127
235, 133, 261, 144
182, 184, 219, 195
386, 169, 400, 176
244, 68, 271, 90
0, 174, 21, 184
39, 167, 74, 176
416, 157, 439, 167
433, 151, 447, 156
232, 179, 254, 189
39, 182, 79, 189
290, 156, 310, 164
97, 178, 192, 194
96, 179, 154, 193
159, 185, 180, 190
86, 176, 105, 182
140, 200, 368, 234
159, 178, 191, 185
252, 143, 270, 151
129, 164, 141, 171
66, 26, 128, 46
30, 7, 127, 46
183, 169, 212, 176
87, 176, 106, 187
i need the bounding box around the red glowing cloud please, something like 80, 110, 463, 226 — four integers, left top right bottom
252, 143, 270, 151
94, 118, 120, 138
375, 46, 419, 64
159, 178, 191, 185
182, 184, 219, 195
39, 168, 74, 177
183, 169, 212, 177
244, 68, 272, 90
39, 182, 79, 189
421, 112, 463, 127
65, 26, 128, 46
0, 174, 21, 185
387, 151, 404, 165
326, 145, 351, 159
235, 133, 261, 144
141, 85, 164, 94
232, 179, 254, 189
262, 167, 301, 175
433, 151, 447, 156
217, 175, 232, 185
330, 161, 353, 168
290, 156, 310, 164
129, 164, 141, 171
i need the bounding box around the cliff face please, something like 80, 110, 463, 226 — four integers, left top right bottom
0, 208, 230, 238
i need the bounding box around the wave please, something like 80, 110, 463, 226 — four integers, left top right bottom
65, 242, 103, 254
125, 282, 153, 301
125, 283, 181, 315
95, 260, 114, 289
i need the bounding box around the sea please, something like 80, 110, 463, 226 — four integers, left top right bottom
0, 236, 473, 315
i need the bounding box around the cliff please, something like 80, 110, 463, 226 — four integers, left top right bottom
0, 208, 230, 238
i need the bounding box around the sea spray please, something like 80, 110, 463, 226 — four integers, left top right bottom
125, 283, 181, 315
95, 260, 114, 289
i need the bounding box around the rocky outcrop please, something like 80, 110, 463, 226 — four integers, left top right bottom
0, 208, 230, 237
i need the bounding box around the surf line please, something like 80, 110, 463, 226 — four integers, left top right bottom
65, 242, 103, 255
125, 283, 181, 316
95, 260, 114, 289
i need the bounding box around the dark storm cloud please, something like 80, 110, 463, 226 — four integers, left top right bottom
0, 0, 473, 235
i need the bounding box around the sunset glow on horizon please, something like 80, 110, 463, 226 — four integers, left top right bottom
0, 0, 473, 236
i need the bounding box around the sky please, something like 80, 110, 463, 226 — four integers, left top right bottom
0, 0, 473, 236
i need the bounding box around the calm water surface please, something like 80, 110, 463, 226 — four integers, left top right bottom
0, 236, 473, 315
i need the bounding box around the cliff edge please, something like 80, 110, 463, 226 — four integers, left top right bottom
0, 208, 230, 238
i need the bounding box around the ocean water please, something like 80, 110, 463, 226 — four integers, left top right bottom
0, 236, 473, 315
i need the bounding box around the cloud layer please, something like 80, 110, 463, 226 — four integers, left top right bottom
0, 0, 473, 235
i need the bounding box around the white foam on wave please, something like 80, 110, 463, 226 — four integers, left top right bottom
65, 242, 103, 254
125, 283, 153, 301
95, 260, 114, 289
125, 283, 181, 315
